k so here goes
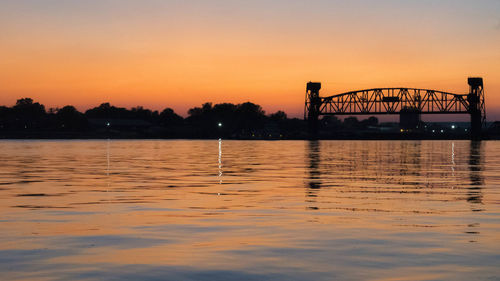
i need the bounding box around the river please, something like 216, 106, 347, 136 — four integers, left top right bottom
0, 140, 499, 280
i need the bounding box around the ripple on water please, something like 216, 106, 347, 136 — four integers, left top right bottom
0, 140, 498, 281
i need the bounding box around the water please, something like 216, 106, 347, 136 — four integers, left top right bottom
0, 140, 499, 281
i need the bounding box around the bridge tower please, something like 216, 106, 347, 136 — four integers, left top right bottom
467, 77, 485, 140
305, 82, 321, 139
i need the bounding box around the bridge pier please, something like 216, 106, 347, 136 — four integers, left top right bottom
400, 107, 421, 131
306, 82, 321, 139
468, 78, 484, 140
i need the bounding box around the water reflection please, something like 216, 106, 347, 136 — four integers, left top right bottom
468, 141, 484, 206
306, 140, 321, 197
218, 138, 223, 184
106, 139, 110, 177
398, 141, 421, 180
450, 142, 456, 186
0, 140, 498, 281
106, 139, 111, 193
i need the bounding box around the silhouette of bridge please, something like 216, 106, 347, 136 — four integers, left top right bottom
305, 78, 485, 139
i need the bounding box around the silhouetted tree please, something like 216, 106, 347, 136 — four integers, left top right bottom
85, 102, 111, 118
360, 116, 378, 128
187, 103, 214, 124
343, 116, 359, 128
235, 102, 266, 132
131, 106, 159, 122
0, 98, 312, 139
185, 101, 268, 138
12, 98, 46, 129
269, 111, 287, 121
159, 108, 183, 126
56, 106, 87, 130
0, 106, 11, 129
13, 98, 45, 117
0, 106, 11, 119
212, 103, 237, 128
321, 116, 341, 128
85, 103, 131, 119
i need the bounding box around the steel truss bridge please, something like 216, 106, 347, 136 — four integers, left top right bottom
304, 78, 486, 139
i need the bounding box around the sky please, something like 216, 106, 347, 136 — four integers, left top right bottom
1, 0, 499, 119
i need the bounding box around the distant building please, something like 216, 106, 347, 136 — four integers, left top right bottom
400, 107, 421, 130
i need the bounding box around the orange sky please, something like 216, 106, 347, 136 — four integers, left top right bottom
1, 0, 499, 119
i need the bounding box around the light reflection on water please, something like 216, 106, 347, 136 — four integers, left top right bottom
0, 140, 499, 280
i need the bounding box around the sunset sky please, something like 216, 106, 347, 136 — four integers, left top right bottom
1, 0, 499, 119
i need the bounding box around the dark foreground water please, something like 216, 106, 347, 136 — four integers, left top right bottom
0, 140, 499, 281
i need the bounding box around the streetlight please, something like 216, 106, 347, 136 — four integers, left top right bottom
217, 122, 223, 138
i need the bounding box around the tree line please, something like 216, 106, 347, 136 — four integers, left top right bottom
0, 98, 379, 139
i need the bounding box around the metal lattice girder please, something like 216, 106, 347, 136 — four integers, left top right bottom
313, 88, 472, 115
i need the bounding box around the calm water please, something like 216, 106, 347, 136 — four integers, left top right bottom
0, 140, 499, 281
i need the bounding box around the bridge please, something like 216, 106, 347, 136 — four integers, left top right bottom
305, 78, 486, 139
